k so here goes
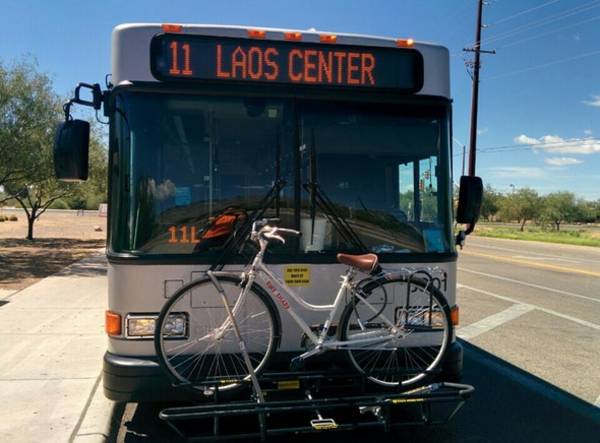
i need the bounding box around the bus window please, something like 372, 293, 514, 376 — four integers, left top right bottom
399, 156, 439, 224
299, 102, 451, 255
111, 92, 294, 256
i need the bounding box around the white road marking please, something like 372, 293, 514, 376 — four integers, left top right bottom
457, 284, 600, 331
458, 267, 600, 304
458, 304, 535, 339
467, 241, 600, 264
511, 255, 578, 262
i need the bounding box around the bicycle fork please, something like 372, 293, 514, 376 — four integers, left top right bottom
207, 271, 265, 403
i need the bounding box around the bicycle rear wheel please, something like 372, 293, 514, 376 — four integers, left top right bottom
338, 275, 452, 389
155, 275, 279, 394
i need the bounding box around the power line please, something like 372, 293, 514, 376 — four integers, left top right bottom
452, 136, 600, 157
481, 0, 600, 45
485, 48, 600, 80
500, 13, 600, 48
480, 136, 600, 152
491, 0, 561, 26
476, 0, 600, 46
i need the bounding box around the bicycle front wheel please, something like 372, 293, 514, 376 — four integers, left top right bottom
338, 275, 452, 389
155, 275, 279, 394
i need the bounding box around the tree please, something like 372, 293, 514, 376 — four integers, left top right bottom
540, 192, 578, 231
0, 59, 76, 239
0, 60, 56, 201
576, 199, 599, 223
6, 177, 72, 240
480, 185, 502, 222
500, 188, 541, 231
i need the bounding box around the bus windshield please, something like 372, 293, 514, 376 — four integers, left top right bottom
110, 91, 453, 259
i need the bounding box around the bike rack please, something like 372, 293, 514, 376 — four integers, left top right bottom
160, 238, 468, 441
158, 369, 474, 442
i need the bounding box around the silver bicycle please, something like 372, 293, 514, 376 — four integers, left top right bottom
155, 219, 452, 395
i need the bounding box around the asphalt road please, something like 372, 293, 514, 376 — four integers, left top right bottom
115, 236, 600, 442
458, 235, 600, 405
116, 342, 599, 442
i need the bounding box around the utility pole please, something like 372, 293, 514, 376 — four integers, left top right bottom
464, 0, 495, 176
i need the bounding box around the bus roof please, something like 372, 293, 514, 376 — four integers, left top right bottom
111, 23, 450, 98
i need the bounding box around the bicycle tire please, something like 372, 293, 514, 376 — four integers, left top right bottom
338, 275, 453, 390
155, 274, 280, 395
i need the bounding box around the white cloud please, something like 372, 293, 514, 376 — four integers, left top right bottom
514, 134, 539, 145
477, 127, 488, 135
544, 157, 583, 166
488, 166, 546, 179
583, 95, 600, 107
584, 129, 593, 135
513, 133, 600, 154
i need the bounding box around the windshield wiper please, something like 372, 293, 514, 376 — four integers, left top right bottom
304, 135, 368, 253
303, 182, 368, 253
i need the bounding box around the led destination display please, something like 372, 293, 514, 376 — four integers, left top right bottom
151, 34, 423, 91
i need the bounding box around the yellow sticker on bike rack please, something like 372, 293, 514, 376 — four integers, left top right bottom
284, 266, 310, 287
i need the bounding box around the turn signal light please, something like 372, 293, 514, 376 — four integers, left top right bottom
105, 310, 122, 336
248, 29, 267, 39
396, 38, 415, 48
320, 34, 337, 43
284, 32, 303, 41
450, 305, 460, 326
161, 24, 183, 33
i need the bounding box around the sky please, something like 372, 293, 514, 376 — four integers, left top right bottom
1, 0, 599, 199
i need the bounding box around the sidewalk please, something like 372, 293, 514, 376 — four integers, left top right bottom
0, 252, 115, 443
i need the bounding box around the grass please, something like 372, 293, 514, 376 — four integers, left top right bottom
474, 224, 600, 248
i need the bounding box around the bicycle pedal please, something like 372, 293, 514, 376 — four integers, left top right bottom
310, 418, 338, 430
289, 356, 305, 371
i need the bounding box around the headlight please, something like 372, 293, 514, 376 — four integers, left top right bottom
126, 314, 187, 339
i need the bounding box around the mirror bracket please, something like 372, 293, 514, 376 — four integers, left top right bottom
455, 230, 466, 249
63, 83, 107, 121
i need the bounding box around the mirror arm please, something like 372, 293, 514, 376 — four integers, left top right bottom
455, 230, 466, 249
62, 83, 108, 121
464, 222, 475, 236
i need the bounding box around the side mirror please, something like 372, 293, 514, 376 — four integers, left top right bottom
54, 119, 89, 181
456, 175, 483, 225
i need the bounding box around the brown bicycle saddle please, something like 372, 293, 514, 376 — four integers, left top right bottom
336, 253, 379, 273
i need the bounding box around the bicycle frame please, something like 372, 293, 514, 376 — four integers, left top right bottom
220, 246, 398, 354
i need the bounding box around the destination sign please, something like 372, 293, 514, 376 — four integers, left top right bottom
151, 34, 423, 91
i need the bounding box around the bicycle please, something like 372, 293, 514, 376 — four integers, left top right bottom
155, 219, 453, 396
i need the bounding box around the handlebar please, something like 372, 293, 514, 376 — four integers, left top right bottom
251, 219, 302, 245
274, 228, 302, 238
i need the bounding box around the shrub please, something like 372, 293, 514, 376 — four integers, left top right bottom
49, 198, 70, 210
85, 195, 102, 210
8, 215, 18, 221
0, 216, 5, 222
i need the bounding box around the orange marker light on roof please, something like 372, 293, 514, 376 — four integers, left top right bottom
161, 23, 182, 33
284, 32, 302, 41
248, 29, 267, 39
396, 38, 415, 48
320, 34, 337, 43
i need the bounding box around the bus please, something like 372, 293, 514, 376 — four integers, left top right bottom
54, 23, 482, 403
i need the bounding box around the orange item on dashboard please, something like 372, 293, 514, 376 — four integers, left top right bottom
201, 209, 247, 240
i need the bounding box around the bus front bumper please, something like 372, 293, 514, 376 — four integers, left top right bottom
103, 341, 464, 402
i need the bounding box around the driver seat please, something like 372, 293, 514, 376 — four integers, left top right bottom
336, 253, 380, 274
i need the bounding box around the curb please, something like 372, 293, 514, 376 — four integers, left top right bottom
71, 374, 125, 443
